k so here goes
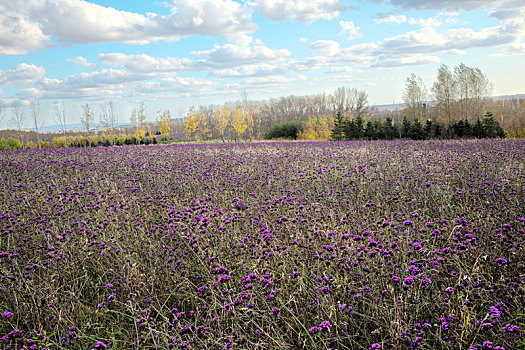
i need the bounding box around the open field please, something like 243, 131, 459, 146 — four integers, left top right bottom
1, 140, 524, 349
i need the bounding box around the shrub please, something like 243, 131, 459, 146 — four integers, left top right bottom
264, 121, 303, 140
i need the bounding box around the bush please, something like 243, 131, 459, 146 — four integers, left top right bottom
264, 121, 303, 140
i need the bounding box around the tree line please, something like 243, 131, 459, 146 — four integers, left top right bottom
330, 112, 505, 141
0, 62, 523, 149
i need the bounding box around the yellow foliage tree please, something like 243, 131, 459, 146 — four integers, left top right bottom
184, 107, 212, 141
231, 107, 247, 140
135, 128, 146, 143
157, 110, 171, 140
214, 104, 230, 141
298, 116, 334, 140
246, 105, 255, 141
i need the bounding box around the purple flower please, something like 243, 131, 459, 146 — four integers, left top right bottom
504, 323, 519, 332
489, 306, 501, 318
3, 311, 14, 318
92, 342, 107, 349
496, 258, 508, 266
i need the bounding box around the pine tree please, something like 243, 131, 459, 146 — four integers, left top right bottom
331, 111, 345, 141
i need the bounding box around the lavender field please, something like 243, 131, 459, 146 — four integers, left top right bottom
1, 139, 524, 350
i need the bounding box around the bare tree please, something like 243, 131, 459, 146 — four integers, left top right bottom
346, 87, 368, 119
402, 74, 427, 121
330, 86, 369, 119
30, 99, 45, 148
432, 64, 457, 126
80, 104, 95, 137
54, 102, 67, 136
9, 104, 25, 147
99, 101, 117, 145
455, 63, 491, 121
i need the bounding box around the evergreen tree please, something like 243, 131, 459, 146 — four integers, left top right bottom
473, 118, 485, 138
354, 115, 365, 139
383, 117, 395, 140
410, 118, 426, 140
344, 119, 357, 140
401, 116, 411, 138
331, 111, 345, 141
365, 120, 376, 140
482, 112, 505, 138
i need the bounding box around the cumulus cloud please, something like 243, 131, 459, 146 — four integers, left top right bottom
67, 56, 98, 70
390, 0, 502, 12
253, 0, 345, 23
14, 67, 214, 102
375, 14, 407, 24
381, 24, 518, 54
0, 63, 46, 85
192, 42, 290, 68
492, 42, 525, 56
390, 0, 525, 20
310, 40, 340, 56
211, 64, 286, 78
326, 66, 354, 73
0, 14, 49, 54
244, 75, 291, 85
0, 0, 256, 54
99, 53, 193, 73
338, 21, 362, 40
371, 53, 440, 68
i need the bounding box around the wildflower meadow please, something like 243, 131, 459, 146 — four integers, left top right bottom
1, 139, 524, 349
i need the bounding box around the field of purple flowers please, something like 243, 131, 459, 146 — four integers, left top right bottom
1, 139, 524, 350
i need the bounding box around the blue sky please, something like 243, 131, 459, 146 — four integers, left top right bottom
1, 0, 525, 126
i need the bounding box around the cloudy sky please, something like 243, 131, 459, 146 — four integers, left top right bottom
1, 0, 525, 125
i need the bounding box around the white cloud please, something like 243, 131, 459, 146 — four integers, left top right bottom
253, 0, 345, 23
67, 56, 98, 70
310, 40, 340, 56
338, 21, 362, 40
99, 53, 130, 67
390, 0, 502, 12
300, 37, 308, 43
447, 49, 466, 55
375, 14, 407, 24
0, 63, 47, 85
99, 53, 193, 73
211, 64, 286, 78
372, 53, 441, 68
381, 24, 518, 54
390, 0, 525, 20
192, 42, 290, 68
14, 67, 215, 103
326, 66, 354, 73
408, 16, 442, 27
245, 75, 291, 84
0, 14, 49, 54
0, 0, 256, 54
492, 42, 525, 56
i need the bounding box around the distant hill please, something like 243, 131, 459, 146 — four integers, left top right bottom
372, 94, 525, 111
39, 122, 133, 133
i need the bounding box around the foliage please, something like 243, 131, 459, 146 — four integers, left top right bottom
157, 109, 171, 140
264, 121, 303, 140
332, 112, 506, 141
184, 107, 212, 141
214, 104, 230, 142
0, 137, 21, 150
299, 115, 334, 140
231, 107, 248, 140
